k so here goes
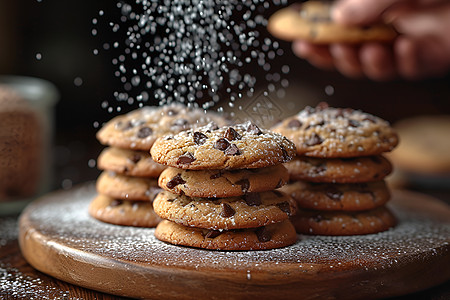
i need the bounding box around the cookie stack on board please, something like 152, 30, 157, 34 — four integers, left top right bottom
150, 122, 298, 250
89, 104, 228, 227
272, 103, 399, 236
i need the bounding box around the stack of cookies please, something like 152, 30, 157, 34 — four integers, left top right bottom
89, 104, 228, 227
272, 103, 399, 236
150, 122, 298, 250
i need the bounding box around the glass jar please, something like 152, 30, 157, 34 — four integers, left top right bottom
0, 75, 58, 215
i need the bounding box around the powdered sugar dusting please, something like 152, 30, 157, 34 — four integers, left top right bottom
21, 184, 450, 274
0, 264, 76, 300
0, 219, 80, 299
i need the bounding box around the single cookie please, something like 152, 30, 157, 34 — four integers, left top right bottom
151, 122, 296, 170
153, 190, 297, 230
96, 171, 162, 201
88, 194, 162, 227
285, 155, 392, 183
267, 1, 397, 44
387, 115, 450, 174
279, 180, 390, 211
96, 103, 229, 150
271, 102, 398, 158
291, 206, 396, 236
154, 219, 297, 250
97, 147, 166, 178
159, 164, 288, 198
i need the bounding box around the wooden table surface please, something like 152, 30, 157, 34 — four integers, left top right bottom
1, 188, 449, 300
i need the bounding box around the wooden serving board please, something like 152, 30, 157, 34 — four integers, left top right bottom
19, 183, 450, 300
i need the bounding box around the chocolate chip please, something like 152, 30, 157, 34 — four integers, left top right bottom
137, 126, 152, 138
255, 227, 271, 242
276, 202, 292, 215
305, 133, 323, 146
214, 138, 230, 151
275, 179, 284, 189
193, 132, 208, 145
325, 188, 343, 201
224, 127, 241, 141
280, 145, 290, 162
129, 154, 142, 164
236, 179, 250, 193
116, 120, 134, 131
166, 174, 186, 189
210, 171, 223, 179
205, 230, 222, 239
363, 115, 377, 123
244, 193, 261, 206
224, 144, 240, 155
220, 203, 236, 218
109, 199, 123, 207
288, 119, 302, 128
177, 152, 196, 164
315, 120, 325, 127
348, 119, 361, 127
246, 123, 262, 135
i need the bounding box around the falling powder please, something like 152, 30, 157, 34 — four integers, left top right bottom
92, 0, 290, 110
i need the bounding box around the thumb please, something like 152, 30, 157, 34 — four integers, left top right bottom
332, 0, 405, 25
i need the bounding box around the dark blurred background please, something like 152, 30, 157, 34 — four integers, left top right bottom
1, 0, 450, 191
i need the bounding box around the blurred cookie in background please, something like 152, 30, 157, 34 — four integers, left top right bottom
386, 115, 450, 189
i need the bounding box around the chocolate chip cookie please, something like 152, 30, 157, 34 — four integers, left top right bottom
151, 122, 296, 170
291, 206, 397, 236
285, 155, 392, 183
158, 164, 288, 198
96, 171, 162, 201
267, 1, 397, 44
280, 180, 390, 211
153, 190, 297, 230
97, 147, 166, 178
154, 219, 297, 251
271, 102, 398, 158
89, 194, 162, 227
96, 103, 229, 150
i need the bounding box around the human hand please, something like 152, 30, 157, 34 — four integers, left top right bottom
292, 0, 450, 80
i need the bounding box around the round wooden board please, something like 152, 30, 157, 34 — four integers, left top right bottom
19, 183, 450, 300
